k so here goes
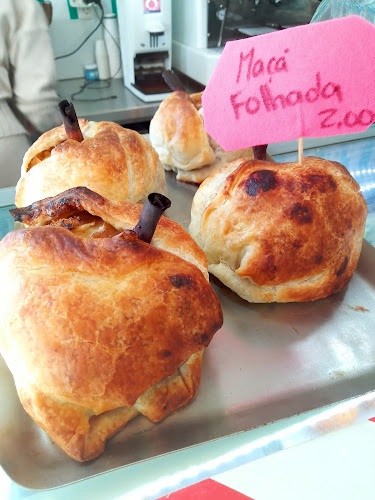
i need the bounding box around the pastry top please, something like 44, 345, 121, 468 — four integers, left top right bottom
189, 156, 367, 302
149, 90, 255, 184
1, 188, 223, 414
15, 120, 166, 207
12, 186, 208, 276
149, 91, 216, 171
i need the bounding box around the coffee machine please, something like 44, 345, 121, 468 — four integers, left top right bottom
117, 0, 172, 102
172, 0, 320, 86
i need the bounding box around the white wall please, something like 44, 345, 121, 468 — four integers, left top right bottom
49, 0, 114, 80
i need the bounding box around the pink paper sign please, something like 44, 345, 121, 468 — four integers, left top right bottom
202, 15, 375, 151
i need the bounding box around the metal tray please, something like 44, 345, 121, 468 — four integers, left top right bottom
1, 170, 375, 490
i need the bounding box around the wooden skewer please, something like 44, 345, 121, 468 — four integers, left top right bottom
298, 137, 303, 165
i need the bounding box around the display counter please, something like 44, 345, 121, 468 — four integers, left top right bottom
56, 77, 203, 127
56, 78, 160, 126
1, 133, 375, 500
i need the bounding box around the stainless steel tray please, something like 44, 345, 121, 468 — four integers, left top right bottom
1, 171, 375, 490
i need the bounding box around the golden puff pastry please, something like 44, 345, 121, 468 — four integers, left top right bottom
15, 119, 166, 207
149, 91, 254, 184
189, 156, 367, 303
0, 187, 223, 461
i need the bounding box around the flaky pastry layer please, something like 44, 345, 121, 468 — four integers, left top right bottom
189, 157, 367, 302
149, 91, 254, 184
15, 119, 166, 207
0, 188, 223, 461
17, 351, 203, 462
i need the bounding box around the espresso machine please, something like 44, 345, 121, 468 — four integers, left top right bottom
117, 0, 172, 102
172, 0, 320, 85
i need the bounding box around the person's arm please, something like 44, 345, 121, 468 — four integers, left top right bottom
9, 0, 60, 133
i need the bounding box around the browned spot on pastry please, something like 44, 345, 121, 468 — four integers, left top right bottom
201, 333, 209, 343
245, 170, 278, 196
315, 255, 323, 264
301, 174, 337, 193
51, 187, 106, 213
289, 203, 312, 224
292, 240, 303, 249
223, 171, 239, 195
10, 187, 106, 224
193, 332, 210, 346
336, 256, 349, 277
329, 177, 337, 190
60, 221, 74, 230
263, 253, 277, 273
169, 275, 193, 289
159, 350, 172, 359
283, 179, 296, 192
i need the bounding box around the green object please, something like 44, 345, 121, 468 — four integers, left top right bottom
111, 0, 117, 16
66, 0, 79, 20
0, 206, 15, 240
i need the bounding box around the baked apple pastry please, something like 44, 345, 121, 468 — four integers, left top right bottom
15, 101, 166, 207
0, 187, 223, 461
189, 156, 367, 303
149, 90, 255, 184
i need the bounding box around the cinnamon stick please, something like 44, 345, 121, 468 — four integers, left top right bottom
162, 70, 186, 92
253, 145, 268, 161
134, 193, 171, 244
58, 100, 84, 142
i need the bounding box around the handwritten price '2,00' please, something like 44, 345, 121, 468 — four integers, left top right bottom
319, 108, 375, 130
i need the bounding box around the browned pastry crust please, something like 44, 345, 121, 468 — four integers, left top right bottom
149, 91, 254, 184
0, 188, 223, 461
189, 157, 367, 303
15, 119, 166, 207
11, 186, 209, 276
150, 91, 215, 172
17, 351, 203, 462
